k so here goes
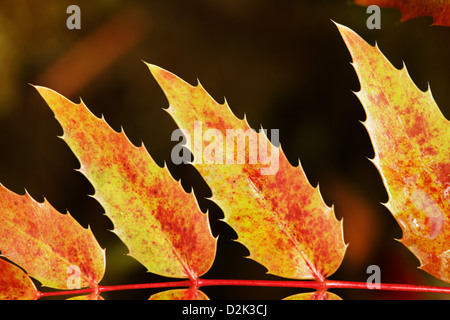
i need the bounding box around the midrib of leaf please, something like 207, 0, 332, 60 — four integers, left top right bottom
243, 167, 324, 280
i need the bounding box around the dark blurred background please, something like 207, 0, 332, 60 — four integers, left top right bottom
0, 0, 449, 299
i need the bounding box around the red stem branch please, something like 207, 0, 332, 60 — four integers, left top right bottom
326, 280, 450, 294
37, 278, 450, 298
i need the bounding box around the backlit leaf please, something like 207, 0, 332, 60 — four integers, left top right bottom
0, 258, 38, 300
67, 292, 104, 300
149, 288, 209, 300
0, 185, 105, 289
283, 291, 342, 300
147, 64, 347, 281
35, 86, 216, 280
355, 0, 450, 27
337, 23, 450, 282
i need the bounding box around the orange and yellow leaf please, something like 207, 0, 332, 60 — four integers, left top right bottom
67, 292, 104, 300
147, 63, 346, 281
35, 86, 216, 281
337, 23, 450, 283
149, 288, 209, 300
355, 0, 450, 27
0, 258, 38, 300
283, 291, 342, 300
0, 185, 105, 289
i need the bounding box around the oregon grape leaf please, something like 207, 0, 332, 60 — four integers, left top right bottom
35, 86, 217, 282
283, 291, 342, 300
0, 185, 105, 290
355, 0, 450, 27
149, 288, 209, 300
337, 23, 450, 283
0, 258, 38, 300
67, 292, 104, 300
146, 63, 347, 282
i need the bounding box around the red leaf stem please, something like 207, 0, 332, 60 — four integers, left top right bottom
36, 278, 450, 298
